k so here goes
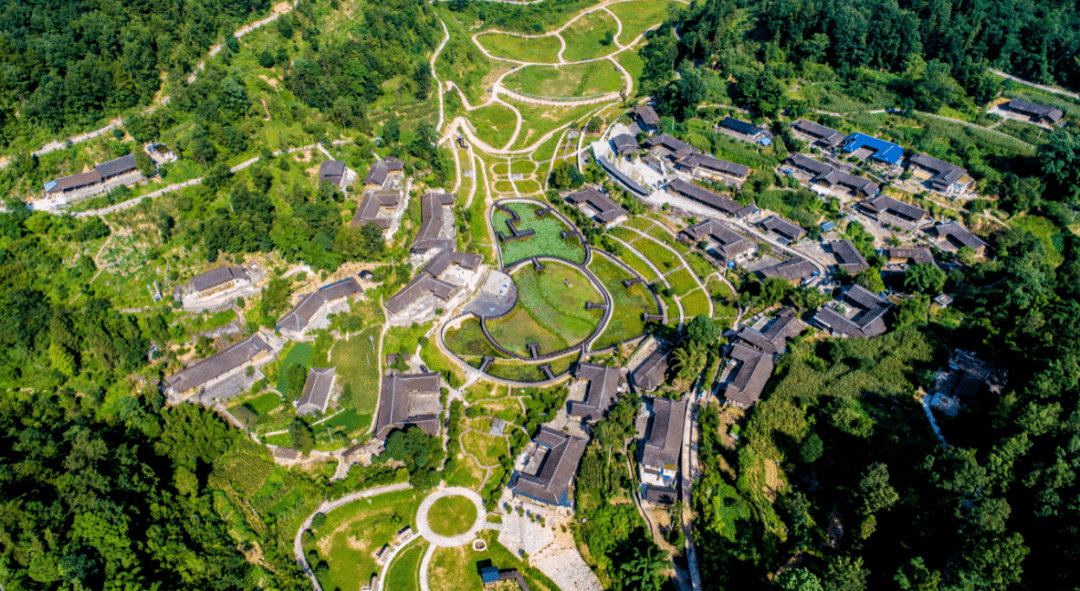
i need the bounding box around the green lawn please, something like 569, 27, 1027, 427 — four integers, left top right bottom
607, 0, 680, 42
485, 353, 577, 382
635, 238, 682, 273
508, 99, 598, 151
561, 10, 620, 62
384, 539, 428, 591
686, 251, 717, 281
476, 32, 563, 64
492, 201, 587, 265
276, 342, 313, 394
616, 247, 659, 282
707, 276, 736, 300
502, 61, 624, 98
313, 489, 424, 591
624, 217, 654, 232
469, 103, 519, 150
445, 317, 508, 359
511, 159, 538, 174
608, 226, 640, 243
244, 392, 283, 415
462, 431, 508, 466
427, 530, 560, 591
331, 326, 382, 415
681, 288, 711, 318
428, 495, 478, 537
487, 262, 603, 356
614, 49, 645, 96
589, 253, 658, 349
666, 267, 699, 296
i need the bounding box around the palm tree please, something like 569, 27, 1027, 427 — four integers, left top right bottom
672, 344, 707, 380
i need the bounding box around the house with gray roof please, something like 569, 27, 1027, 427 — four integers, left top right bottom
680, 218, 755, 262
644, 133, 700, 161
352, 190, 400, 230
757, 258, 818, 283
297, 367, 337, 416
385, 250, 483, 320
374, 371, 443, 440
566, 186, 628, 227
569, 363, 621, 422
643, 484, 678, 506
813, 284, 891, 338
632, 105, 661, 130
640, 397, 686, 488
885, 247, 935, 266
632, 342, 671, 392
907, 154, 973, 197
45, 154, 140, 196
737, 309, 805, 355
1004, 98, 1064, 126
720, 117, 769, 143
319, 160, 356, 191
758, 215, 806, 244
787, 154, 879, 198
791, 119, 846, 148
859, 194, 929, 225
164, 334, 274, 397
413, 192, 456, 252
830, 240, 870, 274
363, 158, 405, 190
277, 277, 362, 336
677, 153, 752, 184
611, 133, 640, 157
96, 155, 138, 181
927, 221, 988, 254
511, 426, 587, 507
722, 343, 775, 409
666, 178, 757, 219
191, 266, 251, 299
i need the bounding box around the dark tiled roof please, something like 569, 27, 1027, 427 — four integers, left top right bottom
569, 363, 620, 421
644, 133, 699, 155
737, 314, 805, 355
597, 156, 650, 196
908, 154, 969, 192
680, 218, 754, 260
831, 241, 870, 274
276, 277, 362, 333
413, 192, 455, 250
511, 426, 587, 505
633, 345, 671, 391
813, 284, 891, 338
297, 367, 336, 416
384, 250, 478, 316
612, 134, 640, 154
666, 178, 754, 218
363, 158, 404, 186
1007, 98, 1064, 123
758, 258, 816, 281
788, 154, 879, 197
374, 372, 442, 440
641, 397, 686, 469
192, 266, 249, 292
352, 193, 392, 229
96, 154, 137, 178
885, 247, 935, 265
723, 343, 774, 408
643, 484, 678, 506
859, 195, 928, 222
319, 160, 346, 182
721, 116, 763, 136
165, 335, 272, 393
566, 186, 628, 224
759, 215, 806, 241
679, 154, 751, 179
931, 222, 988, 251
633, 105, 661, 126
935, 350, 1009, 398
792, 119, 846, 146
46, 169, 102, 193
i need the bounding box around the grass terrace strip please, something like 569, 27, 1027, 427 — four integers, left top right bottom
681, 288, 711, 318
589, 252, 659, 349
666, 267, 699, 296
477, 32, 563, 64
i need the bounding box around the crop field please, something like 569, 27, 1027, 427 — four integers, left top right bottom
477, 32, 563, 64
681, 288, 711, 318
384, 540, 428, 591
561, 10, 620, 62
589, 253, 658, 349
492, 201, 587, 264
615, 246, 659, 281
486, 262, 603, 356
635, 238, 682, 272
444, 317, 508, 359
502, 61, 624, 98
276, 342, 313, 394
666, 268, 699, 296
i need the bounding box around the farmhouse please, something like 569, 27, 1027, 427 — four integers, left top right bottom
676, 153, 751, 184
566, 186, 629, 227
632, 342, 671, 392
858, 195, 929, 226
568, 363, 621, 422
720, 116, 769, 143
413, 192, 456, 252
351, 190, 400, 230
318, 160, 356, 191
191, 266, 251, 299
679, 218, 755, 262
665, 178, 757, 219
374, 371, 443, 440
510, 426, 587, 507
384, 250, 483, 323
841, 132, 905, 166
927, 221, 988, 254
722, 342, 775, 409
611, 133, 640, 157
813, 284, 891, 338
758, 215, 806, 244
363, 157, 405, 190
737, 308, 805, 355
885, 247, 935, 266
933, 350, 1009, 399
276, 277, 362, 337
830, 240, 870, 274
786, 154, 879, 198
640, 397, 686, 491
644, 133, 700, 161
164, 335, 274, 398
296, 367, 336, 417
791, 119, 846, 148
1003, 98, 1064, 126
45, 154, 140, 196
907, 154, 973, 197
632, 105, 661, 131
757, 258, 818, 283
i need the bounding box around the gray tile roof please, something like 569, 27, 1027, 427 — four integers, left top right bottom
680, 218, 754, 260
633, 345, 671, 392
511, 426, 587, 505
192, 266, 249, 293
831, 240, 870, 274
384, 250, 478, 316
678, 154, 751, 179
374, 372, 442, 440
758, 258, 816, 281
644, 133, 699, 156
723, 343, 775, 408
1007, 98, 1064, 123
759, 215, 806, 241
165, 335, 272, 394
788, 154, 878, 197
566, 186, 628, 224
352, 193, 392, 229
363, 157, 404, 186
413, 192, 455, 251
666, 178, 756, 218
813, 284, 891, 338
611, 134, 640, 155
569, 363, 620, 421
96, 154, 137, 178
885, 247, 935, 265
46, 169, 102, 194
931, 221, 988, 252
737, 313, 805, 355
277, 277, 362, 333
792, 119, 846, 147
297, 367, 336, 416
859, 195, 928, 222
908, 154, 969, 193
319, 160, 346, 183
633, 105, 661, 126
643, 484, 678, 505
641, 397, 686, 469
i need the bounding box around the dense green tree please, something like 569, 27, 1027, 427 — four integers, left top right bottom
904, 263, 946, 294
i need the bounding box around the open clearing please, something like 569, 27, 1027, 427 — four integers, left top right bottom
477, 32, 563, 64
589, 253, 658, 349
607, 0, 681, 41
502, 61, 624, 98
561, 10, 620, 62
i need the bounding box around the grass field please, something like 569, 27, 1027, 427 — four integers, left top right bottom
492, 201, 587, 265
625, 217, 654, 231
681, 288, 711, 318
1010, 214, 1064, 267
462, 429, 509, 467
487, 262, 603, 356
996, 118, 1052, 145
331, 326, 382, 415
507, 99, 598, 151
562, 10, 620, 62
477, 32, 563, 64
686, 251, 717, 280
613, 48, 645, 96
635, 238, 682, 272
276, 342, 313, 395
666, 267, 699, 296
313, 489, 423, 591
707, 276, 736, 300
589, 253, 658, 349
616, 246, 659, 281
607, 0, 680, 41
428, 530, 560, 591
445, 317, 508, 359
608, 226, 640, 243
384, 539, 428, 591
470, 103, 519, 150
445, 453, 485, 489
511, 159, 538, 174
502, 61, 624, 98
428, 495, 478, 537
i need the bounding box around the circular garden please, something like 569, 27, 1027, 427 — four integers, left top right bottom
427, 495, 479, 538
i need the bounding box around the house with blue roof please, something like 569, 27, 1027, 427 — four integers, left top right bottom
842, 132, 905, 166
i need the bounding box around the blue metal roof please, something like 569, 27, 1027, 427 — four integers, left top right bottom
821, 221, 836, 231
481, 567, 500, 584
841, 132, 904, 165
